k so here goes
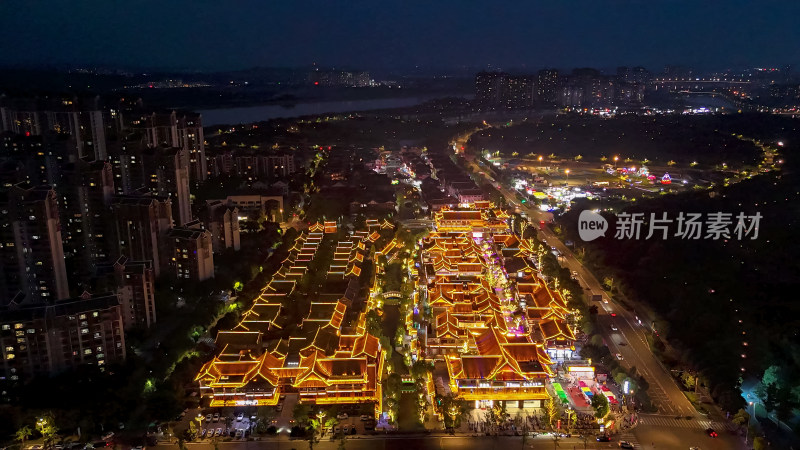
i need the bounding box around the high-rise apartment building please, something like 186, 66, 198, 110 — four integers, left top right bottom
107, 134, 147, 195
204, 201, 241, 252
505, 75, 536, 108
475, 72, 507, 107
139, 111, 206, 186
536, 69, 560, 105
0, 96, 109, 161
111, 194, 173, 277
96, 257, 156, 329
0, 291, 126, 384
146, 146, 192, 226
167, 222, 214, 282
58, 160, 115, 286
0, 183, 69, 304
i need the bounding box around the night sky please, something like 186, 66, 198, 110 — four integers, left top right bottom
2, 0, 799, 72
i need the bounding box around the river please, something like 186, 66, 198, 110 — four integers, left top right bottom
197, 96, 445, 126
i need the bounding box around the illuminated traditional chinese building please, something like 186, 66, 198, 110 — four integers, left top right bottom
195, 228, 385, 413
417, 205, 576, 407
434, 208, 508, 234
446, 327, 553, 408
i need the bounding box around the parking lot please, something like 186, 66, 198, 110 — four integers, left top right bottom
182, 395, 376, 441
197, 410, 255, 440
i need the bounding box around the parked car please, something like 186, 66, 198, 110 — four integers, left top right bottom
213, 413, 220, 422
619, 441, 634, 449
215, 428, 222, 437
236, 413, 244, 422
205, 414, 212, 422
336, 413, 348, 420
360, 415, 370, 421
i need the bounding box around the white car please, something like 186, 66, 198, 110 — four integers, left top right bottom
236, 413, 244, 422
611, 324, 618, 331
337, 413, 348, 420
616, 353, 623, 360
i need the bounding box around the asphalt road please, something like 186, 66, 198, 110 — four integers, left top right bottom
154, 434, 620, 450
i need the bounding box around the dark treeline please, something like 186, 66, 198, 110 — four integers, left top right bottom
559, 114, 800, 430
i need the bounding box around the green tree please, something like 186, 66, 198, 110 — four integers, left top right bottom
15, 426, 33, 449
386, 372, 403, 396
591, 394, 609, 419
680, 371, 696, 390
294, 403, 311, 425
306, 418, 322, 450
487, 402, 509, 433
438, 394, 469, 429
365, 310, 383, 337
37, 416, 59, 450
186, 421, 198, 441
753, 436, 767, 450
602, 277, 615, 292
410, 359, 433, 380
731, 408, 751, 428
542, 396, 559, 430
